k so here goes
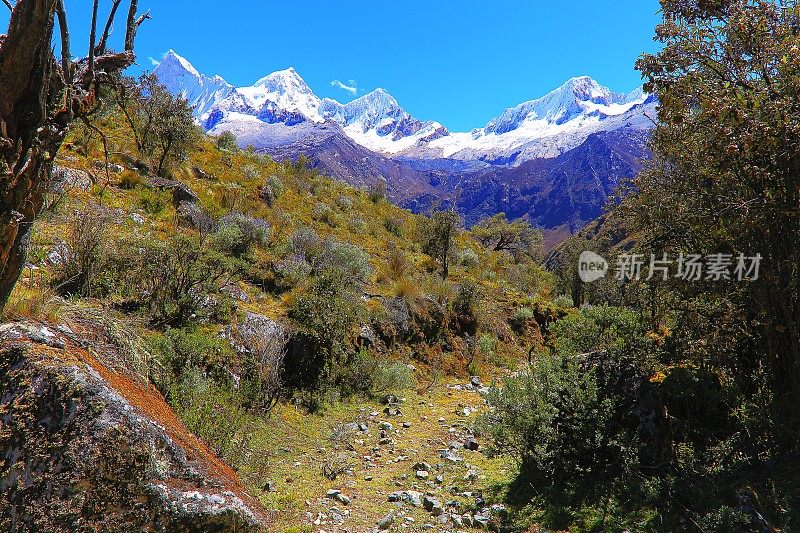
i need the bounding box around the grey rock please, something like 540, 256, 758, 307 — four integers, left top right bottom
146, 176, 199, 205
423, 495, 443, 516
377, 511, 394, 530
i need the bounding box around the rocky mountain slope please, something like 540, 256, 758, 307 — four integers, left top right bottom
153, 51, 655, 244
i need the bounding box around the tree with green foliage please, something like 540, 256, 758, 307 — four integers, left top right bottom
215, 131, 239, 152
472, 212, 543, 262
632, 0, 800, 446
419, 209, 461, 279
116, 74, 199, 176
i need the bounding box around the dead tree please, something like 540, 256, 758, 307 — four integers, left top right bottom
0, 0, 148, 310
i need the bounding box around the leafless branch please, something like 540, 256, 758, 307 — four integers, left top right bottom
1, 0, 12, 13
54, 1, 71, 87
136, 9, 151, 27
124, 0, 139, 51
87, 0, 99, 84
95, 0, 122, 56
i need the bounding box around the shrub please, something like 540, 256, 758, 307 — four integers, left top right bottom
335, 195, 353, 211
481, 305, 660, 528
211, 212, 270, 257
150, 326, 234, 386
312, 239, 372, 288
52, 206, 114, 297
367, 179, 387, 202
216, 131, 239, 152
286, 274, 364, 389
236, 315, 289, 414
458, 247, 480, 268
386, 243, 408, 280
260, 175, 284, 207
273, 254, 313, 290
331, 348, 413, 397
241, 164, 260, 181
477, 333, 497, 356
119, 173, 143, 190
383, 216, 403, 236
346, 217, 367, 234
311, 202, 336, 226
129, 235, 230, 325
137, 189, 168, 215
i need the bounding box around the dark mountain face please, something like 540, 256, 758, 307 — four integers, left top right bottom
254, 123, 651, 245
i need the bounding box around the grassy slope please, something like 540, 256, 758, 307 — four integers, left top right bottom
5, 113, 555, 531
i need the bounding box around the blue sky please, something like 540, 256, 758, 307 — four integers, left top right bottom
7, 1, 662, 131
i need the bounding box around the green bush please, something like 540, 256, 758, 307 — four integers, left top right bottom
128, 235, 230, 325
211, 212, 270, 258
383, 216, 402, 236
481, 305, 660, 529
216, 131, 239, 152
286, 274, 365, 390
335, 195, 353, 211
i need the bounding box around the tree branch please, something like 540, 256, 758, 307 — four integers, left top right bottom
124, 0, 139, 51
1, 0, 12, 13
95, 0, 122, 56
54, 0, 71, 86
87, 0, 99, 84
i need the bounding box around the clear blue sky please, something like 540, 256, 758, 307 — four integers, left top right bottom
6, 1, 662, 131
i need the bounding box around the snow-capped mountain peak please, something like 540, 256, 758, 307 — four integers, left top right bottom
483, 76, 642, 135
237, 67, 323, 122
152, 50, 236, 121
318, 88, 448, 154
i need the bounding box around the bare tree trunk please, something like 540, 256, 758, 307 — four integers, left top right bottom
0, 0, 145, 310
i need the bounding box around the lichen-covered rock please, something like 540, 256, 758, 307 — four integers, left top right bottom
0, 323, 268, 532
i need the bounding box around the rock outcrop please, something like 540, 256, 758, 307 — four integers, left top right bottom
0, 320, 268, 532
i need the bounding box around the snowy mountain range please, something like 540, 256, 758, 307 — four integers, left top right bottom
153, 50, 657, 245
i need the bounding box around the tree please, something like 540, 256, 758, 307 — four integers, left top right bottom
419, 209, 460, 279
631, 0, 800, 445
115, 73, 198, 176
0, 0, 148, 310
472, 212, 543, 262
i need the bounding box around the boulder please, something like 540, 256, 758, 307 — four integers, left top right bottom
50, 166, 93, 192
146, 176, 199, 205
0, 328, 267, 531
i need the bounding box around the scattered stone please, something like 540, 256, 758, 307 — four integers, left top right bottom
47, 240, 70, 266
452, 514, 465, 527
439, 450, 464, 463
470, 376, 482, 387
423, 496, 443, 516
364, 475, 373, 481
334, 493, 351, 506
378, 437, 392, 446
464, 438, 480, 451
377, 511, 394, 530
379, 421, 394, 431
326, 489, 340, 498
262, 481, 277, 492
358, 423, 369, 431
415, 470, 429, 480
383, 406, 401, 417
413, 462, 431, 472
129, 213, 145, 225
435, 475, 444, 484
402, 421, 411, 429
